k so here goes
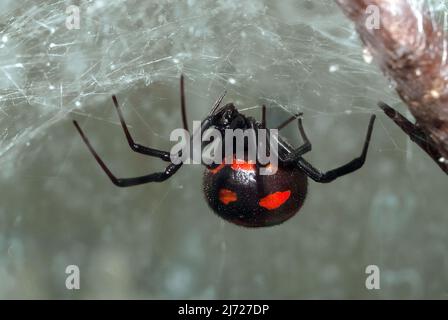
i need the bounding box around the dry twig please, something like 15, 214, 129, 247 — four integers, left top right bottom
335, 0, 448, 173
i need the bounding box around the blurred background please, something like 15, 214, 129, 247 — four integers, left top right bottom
0, 0, 447, 299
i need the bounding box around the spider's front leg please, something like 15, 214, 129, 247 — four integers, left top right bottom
73, 121, 182, 187
294, 115, 376, 183
112, 74, 190, 161
111, 95, 172, 162
72, 76, 192, 187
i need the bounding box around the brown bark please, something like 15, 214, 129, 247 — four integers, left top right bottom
335, 0, 448, 173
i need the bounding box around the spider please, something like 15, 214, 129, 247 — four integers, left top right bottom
73, 76, 376, 228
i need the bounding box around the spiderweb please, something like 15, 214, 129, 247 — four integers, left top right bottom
0, 0, 393, 166
0, 0, 447, 299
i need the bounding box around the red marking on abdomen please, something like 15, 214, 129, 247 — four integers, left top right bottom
231, 159, 256, 172
219, 188, 237, 205
259, 190, 291, 210
208, 157, 257, 174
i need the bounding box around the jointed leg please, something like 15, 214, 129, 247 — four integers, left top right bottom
276, 114, 297, 131
296, 115, 376, 183
180, 74, 189, 132
276, 113, 311, 151
261, 105, 267, 128
73, 121, 181, 187
112, 95, 171, 162
291, 113, 312, 157
277, 113, 312, 159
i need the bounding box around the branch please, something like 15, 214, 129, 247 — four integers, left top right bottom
335, 0, 448, 174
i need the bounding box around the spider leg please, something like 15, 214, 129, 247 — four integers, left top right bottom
112, 95, 171, 162
73, 121, 181, 187
276, 114, 297, 131
276, 113, 312, 158
289, 113, 312, 157
261, 104, 267, 128
260, 105, 296, 130
180, 74, 189, 132
295, 115, 376, 183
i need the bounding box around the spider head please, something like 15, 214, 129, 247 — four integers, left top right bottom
211, 103, 246, 130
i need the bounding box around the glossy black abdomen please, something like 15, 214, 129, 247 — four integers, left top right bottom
203, 158, 308, 227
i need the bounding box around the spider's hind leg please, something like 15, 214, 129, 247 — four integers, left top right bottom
295, 115, 376, 183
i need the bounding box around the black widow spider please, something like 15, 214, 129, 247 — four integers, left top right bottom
73, 76, 376, 227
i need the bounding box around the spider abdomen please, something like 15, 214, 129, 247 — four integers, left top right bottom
203, 156, 308, 228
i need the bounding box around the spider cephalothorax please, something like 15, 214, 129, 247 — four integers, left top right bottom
73, 75, 376, 228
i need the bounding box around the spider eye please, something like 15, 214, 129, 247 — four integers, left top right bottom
221, 110, 233, 124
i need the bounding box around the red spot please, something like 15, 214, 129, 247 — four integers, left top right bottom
219, 189, 237, 205
209, 163, 225, 174
231, 158, 256, 172
259, 191, 291, 210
